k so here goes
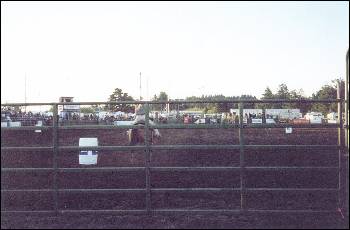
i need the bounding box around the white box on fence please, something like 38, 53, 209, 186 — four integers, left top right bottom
79, 138, 98, 165
285, 127, 293, 134
114, 120, 134, 126
1, 122, 8, 127
35, 120, 43, 133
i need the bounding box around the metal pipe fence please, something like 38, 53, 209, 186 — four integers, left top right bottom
1, 97, 348, 216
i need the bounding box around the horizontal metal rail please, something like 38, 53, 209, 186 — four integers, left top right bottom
1, 166, 339, 172
58, 167, 145, 172
1, 187, 339, 193
0, 126, 52, 131
245, 188, 339, 191
1, 167, 146, 172
1, 146, 53, 151
150, 166, 240, 171
1, 123, 344, 131
1, 188, 146, 193
57, 125, 144, 130
1, 144, 341, 152
156, 124, 343, 129
152, 209, 337, 213
1, 210, 58, 214
0, 210, 147, 214
150, 144, 341, 150
244, 166, 339, 170
0, 209, 338, 214
151, 188, 339, 192
150, 123, 342, 129
1, 98, 345, 107
243, 123, 343, 128
150, 166, 339, 171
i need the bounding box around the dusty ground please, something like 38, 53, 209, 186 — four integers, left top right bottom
1, 127, 349, 229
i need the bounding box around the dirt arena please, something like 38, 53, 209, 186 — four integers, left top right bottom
1, 127, 348, 228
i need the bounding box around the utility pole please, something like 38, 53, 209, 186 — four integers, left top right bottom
139, 72, 142, 101
24, 73, 27, 113
146, 75, 149, 101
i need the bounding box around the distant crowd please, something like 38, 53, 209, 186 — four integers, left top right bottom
2, 108, 276, 126
1, 109, 53, 126
1, 108, 136, 126
61, 112, 134, 123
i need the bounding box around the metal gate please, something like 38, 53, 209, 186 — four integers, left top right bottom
1, 52, 349, 217
1, 98, 347, 216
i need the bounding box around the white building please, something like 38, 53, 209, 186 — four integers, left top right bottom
304, 112, 324, 124
58, 97, 80, 119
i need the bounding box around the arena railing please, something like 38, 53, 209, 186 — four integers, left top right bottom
1, 97, 348, 217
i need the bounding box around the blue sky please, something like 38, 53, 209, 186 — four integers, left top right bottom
1, 1, 349, 103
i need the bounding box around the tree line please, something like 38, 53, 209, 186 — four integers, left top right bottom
3, 78, 343, 116
104, 78, 345, 115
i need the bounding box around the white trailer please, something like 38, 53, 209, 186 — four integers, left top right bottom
230, 109, 263, 116
304, 112, 324, 124
265, 109, 302, 119
230, 108, 301, 120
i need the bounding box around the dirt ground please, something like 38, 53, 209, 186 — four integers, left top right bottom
1, 127, 349, 229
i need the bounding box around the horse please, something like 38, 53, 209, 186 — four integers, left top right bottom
127, 123, 159, 145
126, 119, 161, 164
127, 105, 160, 163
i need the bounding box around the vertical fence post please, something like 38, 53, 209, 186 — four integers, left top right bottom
345, 49, 349, 219
144, 103, 151, 213
345, 49, 349, 149
262, 108, 266, 124
238, 102, 246, 211
52, 103, 59, 214
337, 82, 344, 214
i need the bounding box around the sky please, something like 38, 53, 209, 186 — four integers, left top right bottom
1, 1, 349, 104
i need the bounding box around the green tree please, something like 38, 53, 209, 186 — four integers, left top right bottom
106, 88, 135, 112
240, 94, 258, 109
263, 87, 274, 97
152, 91, 169, 111
289, 89, 311, 114
158, 91, 169, 111
158, 92, 168, 101
258, 87, 275, 109
151, 94, 160, 111
310, 79, 345, 115
276, 83, 290, 109
212, 94, 227, 113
